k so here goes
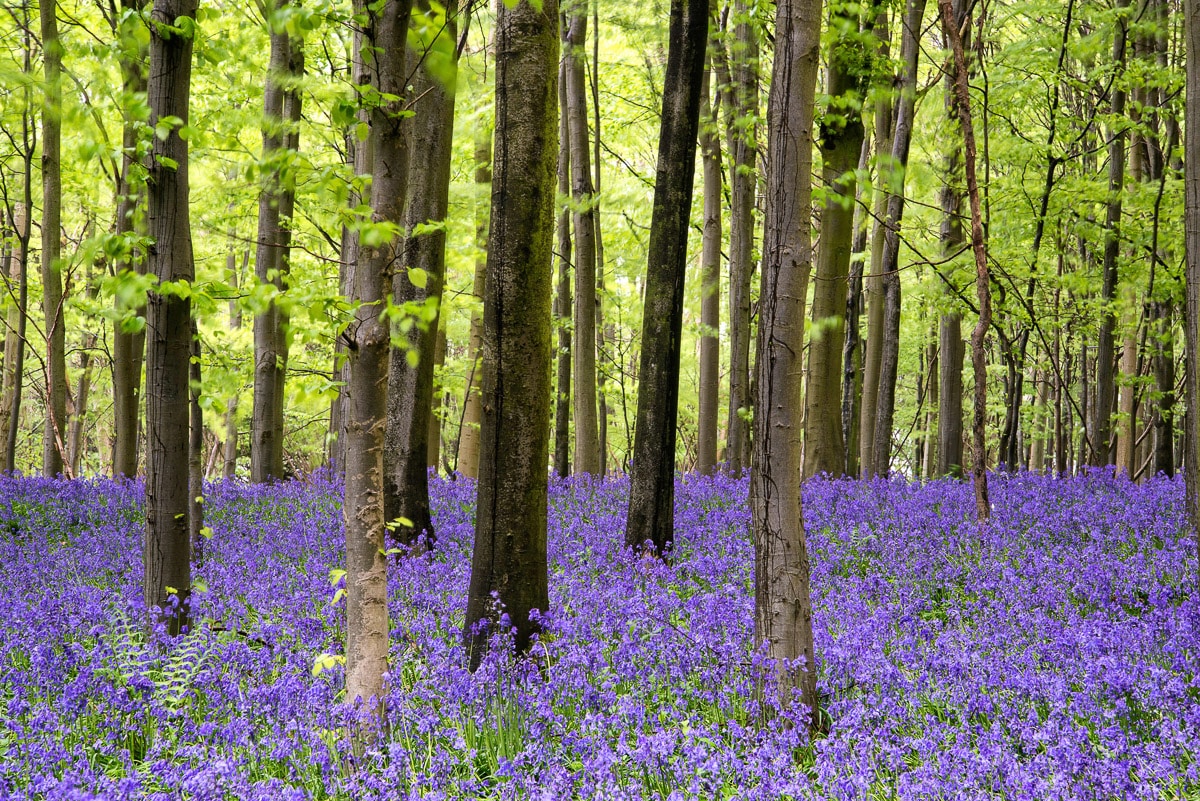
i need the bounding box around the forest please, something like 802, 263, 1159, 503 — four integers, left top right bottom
1, 0, 1199, 797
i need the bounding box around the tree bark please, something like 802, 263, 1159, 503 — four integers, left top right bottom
223, 245, 245, 479
623, 0, 708, 556
463, 0, 557, 669
427, 322, 446, 470
251, 0, 303, 483
2, 199, 29, 475
40, 0, 67, 477
753, 0, 821, 731
344, 0, 413, 721
553, 53, 573, 479
188, 319, 203, 560
144, 0, 199, 634
1183, 0, 1200, 563
457, 129, 490, 478
697, 54, 721, 476
383, 0, 458, 547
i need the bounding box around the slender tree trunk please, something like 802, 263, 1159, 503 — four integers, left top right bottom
144, 0, 199, 635
427, 322, 446, 470
223, 246, 244, 479
721, 0, 757, 475
754, 0, 821, 731
870, 0, 926, 478
251, 0, 303, 483
67, 326, 97, 475
383, 0, 458, 546
923, 335, 939, 477
565, 9, 600, 475
697, 54, 721, 476
593, 0, 610, 474
1183, 0, 1200, 562
344, 0, 413, 721
940, 0, 990, 521
112, 0, 150, 478
457, 129, 491, 478
463, 0, 557, 668
188, 319, 203, 560
803, 2, 869, 479
841, 139, 870, 477
2, 197, 29, 474
553, 55, 573, 479
40, 0, 67, 477
624, 0, 708, 556
1092, 0, 1129, 468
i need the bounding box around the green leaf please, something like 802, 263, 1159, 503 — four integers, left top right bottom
407, 267, 428, 289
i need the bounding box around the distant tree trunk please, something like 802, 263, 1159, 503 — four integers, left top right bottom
923, 335, 938, 476
67, 327, 97, 475
251, 0, 303, 483
753, 0, 821, 731
624, 0, 708, 556
697, 55, 721, 476
1091, 0, 1129, 468
144, 0, 199, 635
565, 9, 601, 475
859, 10, 892, 478
841, 140, 870, 477
383, 0, 458, 546
112, 0, 149, 478
223, 246, 244, 479
870, 0, 925, 478
344, 0, 413, 721
1184, 0, 1200, 557
40, 0, 67, 477
188, 319, 203, 560
940, 0, 990, 521
553, 54, 573, 479
427, 322, 446, 469
463, 0, 557, 669
721, 0, 757, 475
457, 129, 490, 478
803, 2, 868, 479
592, 0, 610, 474
2, 199, 29, 475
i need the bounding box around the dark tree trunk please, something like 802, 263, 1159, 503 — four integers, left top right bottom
40, 0, 67, 477
112, 0, 149, 478
251, 0, 304, 483
841, 139, 870, 477
2, 198, 29, 475
697, 54, 721, 476
870, 0, 926, 478
144, 0, 199, 635
344, 0, 413, 720
457, 129, 490, 478
188, 319, 203, 561
1184, 0, 1200, 564
383, 0, 458, 547
803, 2, 869, 479
754, 0, 821, 731
463, 0, 557, 669
623, 0, 708, 556
553, 54, 573, 479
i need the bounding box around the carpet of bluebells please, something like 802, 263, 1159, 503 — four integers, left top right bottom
1, 470, 1197, 800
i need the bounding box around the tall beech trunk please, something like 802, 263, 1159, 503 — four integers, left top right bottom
553, 55, 573, 479
1091, 0, 1129, 468
593, 0, 610, 474
344, 0, 413, 720
940, 0, 990, 521
463, 0, 557, 669
565, 9, 601, 475
753, 0, 821, 730
251, 0, 303, 483
841, 139, 870, 477
188, 319, 203, 560
803, 3, 868, 479
722, 0, 757, 475
1184, 0, 1200, 557
923, 335, 939, 476
144, 0, 199, 634
457, 129, 490, 478
112, 0, 149, 478
383, 0, 458, 546
223, 246, 244, 479
623, 0, 708, 556
697, 57, 721, 476
2, 199, 29, 474
427, 323, 446, 469
869, 0, 925, 478
40, 0, 67, 477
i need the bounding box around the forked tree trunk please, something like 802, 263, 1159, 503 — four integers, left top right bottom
344, 0, 413, 722
383, 0, 458, 546
624, 0, 708, 556
144, 0, 199, 634
753, 0, 821, 731
697, 57, 721, 476
463, 0, 557, 669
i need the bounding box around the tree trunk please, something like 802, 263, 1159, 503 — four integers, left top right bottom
923, 335, 939, 477
939, 0, 990, 521
111, 0, 149, 478
463, 0, 557, 669
251, 0, 303, 483
565, 10, 601, 475
841, 139, 870, 477
427, 322, 446, 470
40, 0, 67, 477
1184, 0, 1200, 563
753, 0, 821, 731
188, 319, 203, 561
383, 0, 458, 547
144, 0, 199, 635
870, 0, 926, 478
553, 55, 572, 479
803, 3, 869, 479
593, 0, 610, 475
697, 55, 721, 476
623, 0, 708, 556
223, 246, 245, 479
344, 0, 413, 721
2, 199, 29, 474
457, 129, 490, 478
721, 0, 757, 475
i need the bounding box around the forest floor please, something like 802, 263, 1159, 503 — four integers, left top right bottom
0, 470, 1196, 800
